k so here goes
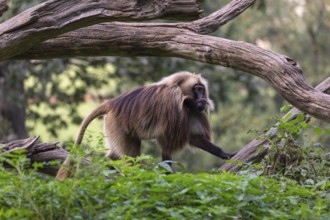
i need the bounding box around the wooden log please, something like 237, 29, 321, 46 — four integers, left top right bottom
0, 136, 69, 176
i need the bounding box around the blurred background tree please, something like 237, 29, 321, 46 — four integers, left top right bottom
0, 0, 329, 170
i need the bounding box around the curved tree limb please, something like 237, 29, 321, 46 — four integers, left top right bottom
189, 0, 256, 34
13, 22, 330, 122
0, 0, 329, 122
0, 0, 202, 60
0, 0, 253, 61
219, 77, 330, 172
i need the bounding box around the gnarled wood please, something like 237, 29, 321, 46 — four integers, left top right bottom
2, 0, 329, 123
0, 0, 253, 61
13, 22, 330, 123
0, 136, 69, 176
219, 77, 330, 172
0, 0, 202, 60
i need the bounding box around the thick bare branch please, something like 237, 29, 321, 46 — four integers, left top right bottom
189, 0, 256, 34
219, 77, 330, 172
13, 23, 330, 122
0, 0, 202, 60
0, 0, 255, 61
1, 0, 329, 121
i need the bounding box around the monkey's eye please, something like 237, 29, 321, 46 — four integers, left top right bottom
194, 85, 205, 93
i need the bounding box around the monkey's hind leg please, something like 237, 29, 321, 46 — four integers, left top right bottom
105, 133, 142, 160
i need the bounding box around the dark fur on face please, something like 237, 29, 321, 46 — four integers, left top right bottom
56, 71, 234, 181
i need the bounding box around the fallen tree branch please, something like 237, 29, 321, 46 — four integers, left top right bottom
219, 77, 330, 172
0, 136, 69, 176
0, 136, 39, 155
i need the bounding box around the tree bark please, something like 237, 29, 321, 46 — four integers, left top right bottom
12, 24, 330, 123
0, 0, 328, 122
0, 0, 8, 17
219, 77, 330, 172
1, 0, 253, 61
0, 62, 27, 140
0, 0, 202, 60
0, 136, 69, 176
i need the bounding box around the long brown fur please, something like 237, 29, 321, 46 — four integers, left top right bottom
56, 71, 232, 181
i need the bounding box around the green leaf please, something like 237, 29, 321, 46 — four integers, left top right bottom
314, 127, 323, 136
325, 129, 330, 135
280, 104, 293, 113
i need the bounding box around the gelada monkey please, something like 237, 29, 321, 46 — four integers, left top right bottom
56, 71, 235, 180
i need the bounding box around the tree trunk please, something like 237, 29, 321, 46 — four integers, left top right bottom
0, 62, 27, 140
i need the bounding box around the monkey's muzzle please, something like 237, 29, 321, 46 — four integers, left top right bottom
196, 100, 207, 112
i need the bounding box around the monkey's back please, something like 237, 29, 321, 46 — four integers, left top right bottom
106, 85, 189, 149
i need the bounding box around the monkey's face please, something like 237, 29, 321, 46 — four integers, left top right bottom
193, 84, 208, 112
184, 84, 208, 113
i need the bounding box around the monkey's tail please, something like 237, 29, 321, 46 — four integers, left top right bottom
56, 101, 111, 181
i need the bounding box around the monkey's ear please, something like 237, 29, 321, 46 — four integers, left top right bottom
175, 78, 185, 87
180, 95, 190, 109
176, 79, 185, 87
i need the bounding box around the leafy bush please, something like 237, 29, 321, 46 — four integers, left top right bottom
0, 153, 329, 220
256, 106, 330, 186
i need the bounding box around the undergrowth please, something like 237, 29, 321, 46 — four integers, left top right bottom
0, 106, 329, 219
0, 154, 329, 219
255, 105, 330, 185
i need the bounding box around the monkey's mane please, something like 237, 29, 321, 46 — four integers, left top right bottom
156, 71, 214, 112
110, 84, 189, 150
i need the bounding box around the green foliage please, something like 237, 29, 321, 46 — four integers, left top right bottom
24, 59, 118, 138
247, 106, 330, 186
0, 151, 329, 219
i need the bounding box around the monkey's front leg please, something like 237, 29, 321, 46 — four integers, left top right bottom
189, 136, 235, 159
162, 153, 172, 161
